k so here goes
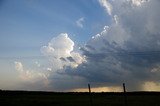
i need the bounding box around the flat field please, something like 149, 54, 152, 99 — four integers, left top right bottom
0, 91, 160, 106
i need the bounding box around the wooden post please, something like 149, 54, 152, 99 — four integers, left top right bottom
88, 84, 93, 106
123, 83, 128, 106
88, 84, 91, 93
123, 83, 126, 93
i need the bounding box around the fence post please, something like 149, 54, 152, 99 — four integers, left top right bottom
123, 83, 126, 93
88, 84, 93, 106
123, 83, 128, 106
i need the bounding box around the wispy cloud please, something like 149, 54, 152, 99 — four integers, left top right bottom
98, 0, 112, 15
76, 17, 85, 28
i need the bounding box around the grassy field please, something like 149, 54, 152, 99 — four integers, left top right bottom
0, 90, 160, 106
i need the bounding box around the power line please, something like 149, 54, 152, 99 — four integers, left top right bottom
0, 56, 46, 60
1, 51, 160, 60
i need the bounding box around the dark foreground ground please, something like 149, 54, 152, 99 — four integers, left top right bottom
0, 90, 160, 106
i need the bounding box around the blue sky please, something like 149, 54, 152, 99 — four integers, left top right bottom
0, 0, 111, 90
1, 0, 160, 91
0, 0, 109, 58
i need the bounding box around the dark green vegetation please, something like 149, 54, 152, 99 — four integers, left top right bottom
0, 90, 160, 106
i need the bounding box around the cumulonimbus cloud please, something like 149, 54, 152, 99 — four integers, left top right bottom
14, 0, 160, 91
73, 0, 160, 90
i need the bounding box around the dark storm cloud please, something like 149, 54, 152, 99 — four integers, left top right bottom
63, 0, 160, 90
15, 0, 160, 91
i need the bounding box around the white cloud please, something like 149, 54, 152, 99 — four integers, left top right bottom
14, 61, 49, 86
41, 33, 74, 58
113, 15, 119, 24
131, 0, 149, 6
14, 33, 86, 91
14, 61, 33, 80
15, 61, 23, 73
41, 33, 85, 72
76, 17, 85, 28
35, 61, 41, 67
98, 0, 112, 15
47, 68, 52, 71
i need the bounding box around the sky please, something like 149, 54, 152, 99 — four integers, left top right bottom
0, 0, 160, 92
